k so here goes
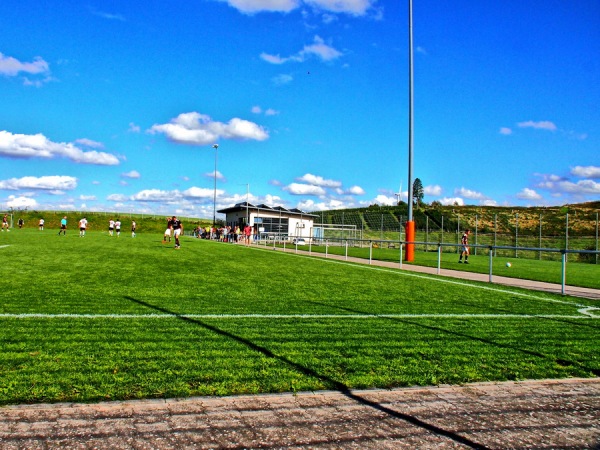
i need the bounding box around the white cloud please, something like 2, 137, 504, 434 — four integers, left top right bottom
297, 198, 344, 211
0, 175, 77, 191
571, 165, 600, 179
223, 0, 375, 15
128, 122, 141, 133
297, 173, 342, 188
265, 108, 279, 116
272, 74, 293, 85
372, 194, 396, 206
261, 35, 342, 65
149, 112, 269, 145
224, 0, 300, 14
0, 131, 120, 165
306, 0, 375, 15
424, 185, 442, 196
121, 170, 141, 179
204, 170, 225, 180
251, 106, 262, 114
499, 127, 512, 135
517, 120, 557, 131
481, 199, 498, 206
283, 183, 327, 196
92, 10, 126, 21
454, 187, 486, 200
79, 195, 97, 201
107, 194, 128, 202
182, 187, 220, 198
556, 180, 600, 195
75, 138, 104, 149
439, 197, 465, 206
516, 188, 542, 200
0, 52, 49, 76
346, 185, 365, 195
130, 189, 177, 202
6, 195, 38, 209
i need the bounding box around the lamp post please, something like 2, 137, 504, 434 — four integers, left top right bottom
405, 0, 415, 261
212, 144, 219, 227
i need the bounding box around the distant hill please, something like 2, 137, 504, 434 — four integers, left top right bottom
311, 201, 600, 236
1, 210, 212, 235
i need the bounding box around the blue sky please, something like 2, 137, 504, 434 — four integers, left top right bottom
1, 0, 599, 218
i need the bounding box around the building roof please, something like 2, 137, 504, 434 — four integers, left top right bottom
218, 202, 318, 218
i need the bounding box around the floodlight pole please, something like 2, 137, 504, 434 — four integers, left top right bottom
212, 144, 219, 227
405, 0, 416, 262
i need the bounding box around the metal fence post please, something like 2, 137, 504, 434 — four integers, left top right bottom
515, 213, 519, 258
494, 214, 497, 257
369, 241, 372, 265
474, 214, 478, 256
561, 250, 566, 295
437, 244, 441, 275
426, 215, 429, 253
488, 246, 493, 283
596, 211, 598, 264
565, 213, 569, 263
539, 213, 542, 260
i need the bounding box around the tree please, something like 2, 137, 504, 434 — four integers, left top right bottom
412, 178, 424, 208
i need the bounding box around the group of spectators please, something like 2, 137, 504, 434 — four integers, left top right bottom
193, 224, 254, 246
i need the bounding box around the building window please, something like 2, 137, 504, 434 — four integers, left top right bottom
260, 217, 288, 235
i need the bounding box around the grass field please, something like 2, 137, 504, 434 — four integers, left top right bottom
275, 241, 600, 290
0, 228, 599, 406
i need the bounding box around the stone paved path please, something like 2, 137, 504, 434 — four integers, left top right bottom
1, 378, 599, 449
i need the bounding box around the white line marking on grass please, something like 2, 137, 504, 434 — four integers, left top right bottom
578, 307, 600, 318
0, 245, 10, 249
0, 313, 597, 320
273, 250, 588, 309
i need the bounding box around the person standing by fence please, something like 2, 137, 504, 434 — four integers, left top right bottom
459, 229, 471, 264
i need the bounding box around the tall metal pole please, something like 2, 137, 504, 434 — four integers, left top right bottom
212, 144, 219, 227
405, 0, 415, 261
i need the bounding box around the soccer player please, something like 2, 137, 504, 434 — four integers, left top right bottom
1, 214, 9, 231
18, 218, 24, 229
58, 216, 67, 236
39, 218, 44, 231
108, 219, 115, 236
78, 217, 88, 237
171, 216, 183, 249
115, 219, 121, 237
163, 217, 173, 243
459, 229, 471, 264
131, 220, 137, 238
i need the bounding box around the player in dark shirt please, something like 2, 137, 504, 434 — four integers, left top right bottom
459, 229, 471, 264
171, 216, 183, 249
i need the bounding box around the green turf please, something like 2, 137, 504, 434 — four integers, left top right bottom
0, 229, 598, 405
276, 241, 600, 289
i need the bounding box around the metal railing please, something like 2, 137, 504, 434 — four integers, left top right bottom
253, 236, 599, 295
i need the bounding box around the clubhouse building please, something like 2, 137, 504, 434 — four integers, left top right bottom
217, 202, 317, 240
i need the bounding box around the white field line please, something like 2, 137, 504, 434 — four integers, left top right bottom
0, 313, 597, 319
0, 245, 10, 249
264, 248, 588, 308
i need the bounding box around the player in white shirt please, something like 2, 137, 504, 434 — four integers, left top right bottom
115, 220, 121, 237
108, 219, 115, 236
39, 218, 44, 231
79, 217, 88, 237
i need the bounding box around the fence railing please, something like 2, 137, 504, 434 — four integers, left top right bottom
253, 236, 600, 295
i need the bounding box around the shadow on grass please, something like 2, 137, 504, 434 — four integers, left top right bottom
306, 300, 600, 377
124, 295, 489, 450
